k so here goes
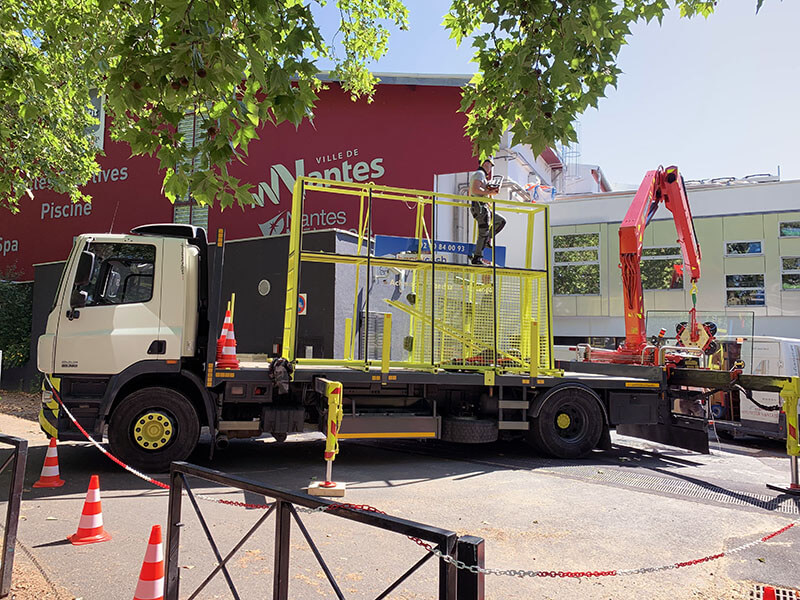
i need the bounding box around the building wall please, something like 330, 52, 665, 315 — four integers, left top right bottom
548, 180, 800, 339
1, 81, 479, 281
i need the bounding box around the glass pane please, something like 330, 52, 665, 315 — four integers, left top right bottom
642, 246, 681, 257
727, 289, 765, 306
553, 233, 599, 249
641, 258, 683, 290
554, 264, 600, 294
783, 274, 800, 290
726, 274, 764, 288
81, 243, 156, 306
780, 221, 800, 237
554, 249, 598, 263
782, 257, 800, 271
726, 241, 762, 255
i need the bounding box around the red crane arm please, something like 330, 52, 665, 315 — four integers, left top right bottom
618, 166, 701, 349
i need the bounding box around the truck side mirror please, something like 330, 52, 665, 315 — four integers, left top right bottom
74, 251, 95, 287
70, 289, 88, 309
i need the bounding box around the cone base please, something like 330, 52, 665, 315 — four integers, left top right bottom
33, 478, 65, 488
216, 360, 240, 370
68, 530, 112, 545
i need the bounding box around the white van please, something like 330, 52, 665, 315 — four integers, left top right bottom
717, 337, 800, 439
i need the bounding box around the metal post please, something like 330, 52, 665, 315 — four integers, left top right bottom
165, 467, 184, 600
344, 317, 352, 361
365, 187, 373, 366
456, 536, 485, 600
273, 500, 291, 600
767, 377, 800, 495
381, 313, 392, 374
530, 320, 539, 378
0, 437, 27, 599
438, 535, 458, 600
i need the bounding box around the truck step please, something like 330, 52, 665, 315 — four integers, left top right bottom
498, 421, 530, 430
219, 420, 261, 431
498, 400, 529, 410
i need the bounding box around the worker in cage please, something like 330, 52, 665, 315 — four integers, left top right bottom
469, 157, 505, 265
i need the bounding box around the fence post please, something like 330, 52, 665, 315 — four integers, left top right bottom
438, 535, 458, 600
165, 465, 184, 600
456, 536, 485, 600
273, 499, 291, 600
1, 436, 27, 599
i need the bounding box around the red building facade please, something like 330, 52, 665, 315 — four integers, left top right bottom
1, 76, 475, 279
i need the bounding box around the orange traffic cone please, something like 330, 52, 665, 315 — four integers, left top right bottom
216, 309, 233, 362
68, 475, 111, 545
133, 525, 164, 600
33, 437, 65, 488
762, 586, 777, 600
216, 322, 240, 369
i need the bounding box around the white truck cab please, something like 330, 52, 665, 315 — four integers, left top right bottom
39, 230, 199, 375
38, 225, 211, 472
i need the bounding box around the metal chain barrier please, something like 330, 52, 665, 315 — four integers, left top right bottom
43, 375, 800, 580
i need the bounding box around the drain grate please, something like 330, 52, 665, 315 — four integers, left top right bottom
750, 584, 798, 599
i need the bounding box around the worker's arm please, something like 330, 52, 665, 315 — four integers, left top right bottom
470, 177, 497, 197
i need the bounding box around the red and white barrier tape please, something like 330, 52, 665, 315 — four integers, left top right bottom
44, 375, 798, 578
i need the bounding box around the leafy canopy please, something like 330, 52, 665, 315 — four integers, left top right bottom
0, 0, 763, 213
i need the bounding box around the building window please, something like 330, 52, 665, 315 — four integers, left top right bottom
641, 246, 683, 290
173, 202, 209, 229
726, 274, 765, 306
725, 241, 763, 256
780, 221, 800, 238
173, 113, 210, 229
782, 257, 800, 291
553, 233, 600, 295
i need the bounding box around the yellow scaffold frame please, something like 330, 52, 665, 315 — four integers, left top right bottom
281, 176, 558, 376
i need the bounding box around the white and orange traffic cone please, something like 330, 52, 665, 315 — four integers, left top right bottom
68, 474, 111, 545
133, 525, 164, 600
216, 322, 240, 370
33, 437, 65, 488
215, 309, 233, 362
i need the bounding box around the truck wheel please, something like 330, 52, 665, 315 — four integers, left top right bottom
528, 387, 603, 458
109, 387, 200, 473
441, 417, 498, 444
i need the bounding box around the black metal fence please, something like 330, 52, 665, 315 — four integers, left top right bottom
166, 462, 484, 600
0, 434, 27, 598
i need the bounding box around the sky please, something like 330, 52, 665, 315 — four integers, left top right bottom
314, 1, 800, 189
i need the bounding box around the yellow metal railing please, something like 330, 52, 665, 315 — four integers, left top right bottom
281, 177, 557, 375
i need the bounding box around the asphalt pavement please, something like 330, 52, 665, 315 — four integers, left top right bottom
2, 414, 799, 600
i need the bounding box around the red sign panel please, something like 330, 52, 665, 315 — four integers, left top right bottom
1, 83, 474, 279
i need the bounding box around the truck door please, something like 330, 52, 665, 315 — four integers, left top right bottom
53, 239, 164, 375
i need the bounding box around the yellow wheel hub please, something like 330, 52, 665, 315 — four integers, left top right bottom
556, 413, 571, 429
134, 412, 173, 450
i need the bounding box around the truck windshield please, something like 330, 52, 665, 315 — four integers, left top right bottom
79, 242, 157, 306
